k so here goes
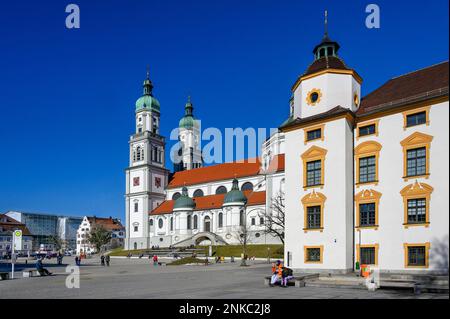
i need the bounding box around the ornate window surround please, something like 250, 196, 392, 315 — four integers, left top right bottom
400, 181, 433, 228
400, 132, 433, 181
301, 146, 327, 190
355, 189, 382, 230
355, 141, 382, 187
301, 191, 326, 233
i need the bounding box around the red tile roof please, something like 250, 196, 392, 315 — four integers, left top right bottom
151, 191, 266, 215
168, 155, 285, 189
0, 214, 32, 235
87, 216, 124, 231
358, 61, 449, 115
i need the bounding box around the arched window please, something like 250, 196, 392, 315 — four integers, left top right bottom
172, 192, 181, 200
218, 212, 223, 228
193, 189, 204, 197
149, 219, 154, 226
216, 186, 227, 195
133, 242, 137, 250
170, 217, 173, 231
241, 182, 253, 191
193, 215, 198, 229
259, 217, 264, 225
187, 215, 192, 230
204, 216, 211, 232
239, 210, 245, 226
158, 218, 163, 229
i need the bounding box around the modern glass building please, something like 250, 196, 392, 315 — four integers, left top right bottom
5, 211, 83, 251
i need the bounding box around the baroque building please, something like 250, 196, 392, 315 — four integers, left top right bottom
280, 29, 449, 274
125, 23, 448, 274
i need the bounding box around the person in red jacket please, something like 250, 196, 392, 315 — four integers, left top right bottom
152, 254, 158, 267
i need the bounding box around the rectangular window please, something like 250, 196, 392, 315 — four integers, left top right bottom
251, 218, 255, 226
134, 226, 138, 232
307, 128, 322, 141
359, 124, 376, 137
134, 202, 139, 212
360, 247, 375, 265
306, 160, 322, 186
407, 246, 426, 266
359, 156, 376, 183
259, 217, 264, 225
407, 198, 426, 224
306, 248, 321, 262
359, 203, 376, 227
306, 206, 321, 229
407, 147, 426, 177
406, 111, 426, 127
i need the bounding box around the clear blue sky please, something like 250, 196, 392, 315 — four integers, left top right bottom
0, 0, 448, 220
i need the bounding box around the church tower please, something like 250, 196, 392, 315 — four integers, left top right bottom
125, 70, 170, 250
174, 96, 203, 172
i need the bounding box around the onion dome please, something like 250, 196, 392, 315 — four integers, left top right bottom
179, 96, 197, 129
135, 69, 160, 113
223, 179, 248, 206
173, 187, 196, 210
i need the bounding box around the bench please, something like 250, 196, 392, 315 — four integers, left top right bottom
0, 272, 10, 280
380, 280, 423, 294
22, 269, 41, 278
264, 273, 320, 287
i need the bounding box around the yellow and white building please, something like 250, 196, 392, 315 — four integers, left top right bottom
280, 32, 449, 274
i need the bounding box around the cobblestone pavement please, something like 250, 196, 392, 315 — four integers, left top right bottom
0, 257, 447, 299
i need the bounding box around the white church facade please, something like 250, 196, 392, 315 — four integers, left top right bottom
125, 25, 448, 274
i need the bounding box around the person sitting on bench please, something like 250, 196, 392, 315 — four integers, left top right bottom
36, 257, 52, 276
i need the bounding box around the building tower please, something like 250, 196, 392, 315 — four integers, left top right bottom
125, 69, 170, 250
174, 96, 203, 172
282, 12, 361, 272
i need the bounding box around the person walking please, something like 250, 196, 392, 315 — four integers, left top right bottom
75, 255, 79, 266
152, 254, 158, 267
100, 254, 105, 266
105, 255, 110, 267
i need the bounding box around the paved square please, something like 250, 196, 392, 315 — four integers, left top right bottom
0, 257, 447, 299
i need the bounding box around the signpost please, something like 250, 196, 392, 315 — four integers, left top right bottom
11, 229, 22, 279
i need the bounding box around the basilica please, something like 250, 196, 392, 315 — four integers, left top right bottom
125, 25, 449, 274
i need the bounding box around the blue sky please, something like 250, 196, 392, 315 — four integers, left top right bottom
0, 0, 448, 220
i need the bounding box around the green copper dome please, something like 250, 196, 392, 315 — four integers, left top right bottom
174, 187, 196, 210
179, 96, 197, 129
135, 75, 161, 113
223, 179, 247, 205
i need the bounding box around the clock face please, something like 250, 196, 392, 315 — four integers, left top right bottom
133, 177, 140, 186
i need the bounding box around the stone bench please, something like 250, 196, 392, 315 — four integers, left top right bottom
380, 280, 423, 294
22, 269, 41, 278
264, 273, 320, 287
0, 272, 10, 280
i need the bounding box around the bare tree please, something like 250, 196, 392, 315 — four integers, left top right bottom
234, 224, 253, 266
260, 190, 285, 244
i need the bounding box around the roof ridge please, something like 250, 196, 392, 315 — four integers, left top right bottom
391, 60, 449, 80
